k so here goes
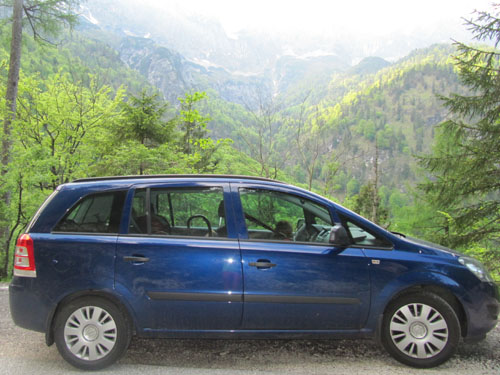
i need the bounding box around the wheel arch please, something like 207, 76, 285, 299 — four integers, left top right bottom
382, 284, 467, 338
45, 289, 136, 346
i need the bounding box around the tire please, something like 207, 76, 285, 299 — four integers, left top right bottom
54, 297, 131, 370
381, 292, 461, 368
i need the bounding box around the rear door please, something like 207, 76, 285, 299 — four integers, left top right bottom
115, 181, 243, 332
234, 184, 370, 330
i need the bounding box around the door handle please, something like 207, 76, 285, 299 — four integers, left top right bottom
249, 260, 276, 269
123, 255, 150, 263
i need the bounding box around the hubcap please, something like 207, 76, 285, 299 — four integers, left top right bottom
409, 322, 428, 339
389, 303, 449, 359
82, 324, 99, 342
64, 306, 117, 361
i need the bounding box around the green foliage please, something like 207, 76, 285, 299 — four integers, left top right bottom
346, 178, 360, 196
178, 91, 230, 173
15, 71, 124, 188
419, 7, 500, 248
0, 0, 82, 41
119, 89, 173, 145
94, 89, 181, 176
350, 182, 389, 226
313, 44, 463, 198
179, 91, 210, 154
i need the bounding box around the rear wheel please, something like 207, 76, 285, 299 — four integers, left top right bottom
381, 292, 460, 368
54, 297, 131, 370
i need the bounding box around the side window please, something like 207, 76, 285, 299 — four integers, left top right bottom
54, 191, 126, 234
129, 187, 227, 238
342, 217, 393, 248
239, 188, 333, 244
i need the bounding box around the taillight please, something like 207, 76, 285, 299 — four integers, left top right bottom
13, 234, 37, 278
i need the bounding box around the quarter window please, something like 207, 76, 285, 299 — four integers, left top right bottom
54, 191, 126, 233
342, 217, 393, 248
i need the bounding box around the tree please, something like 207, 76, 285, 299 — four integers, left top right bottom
0, 71, 122, 277
351, 182, 389, 226
178, 91, 225, 173
1, 0, 82, 184
178, 92, 210, 155
111, 90, 175, 175
1, 0, 23, 280
239, 90, 286, 179
292, 97, 329, 191
120, 90, 172, 145
0, 0, 81, 277
419, 6, 500, 246
15, 72, 124, 187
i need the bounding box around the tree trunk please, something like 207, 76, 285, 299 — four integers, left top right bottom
1, 0, 24, 278
371, 143, 380, 223
2, 0, 23, 170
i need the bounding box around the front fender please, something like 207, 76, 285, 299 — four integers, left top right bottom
365, 269, 467, 333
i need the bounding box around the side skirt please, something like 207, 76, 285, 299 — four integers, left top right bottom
138, 328, 375, 340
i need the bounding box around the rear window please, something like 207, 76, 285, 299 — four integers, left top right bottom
53, 191, 126, 234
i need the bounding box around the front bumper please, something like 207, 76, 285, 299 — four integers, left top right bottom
463, 281, 499, 338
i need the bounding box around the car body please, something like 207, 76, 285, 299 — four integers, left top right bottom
9, 175, 499, 370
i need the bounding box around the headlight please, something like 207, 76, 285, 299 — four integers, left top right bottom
458, 256, 494, 282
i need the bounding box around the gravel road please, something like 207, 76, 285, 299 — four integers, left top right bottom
1, 284, 499, 374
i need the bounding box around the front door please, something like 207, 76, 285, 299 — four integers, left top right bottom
115, 182, 243, 332
235, 185, 370, 330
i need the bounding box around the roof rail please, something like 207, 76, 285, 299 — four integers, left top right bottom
72, 174, 284, 184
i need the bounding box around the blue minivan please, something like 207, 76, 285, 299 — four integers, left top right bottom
9, 175, 499, 370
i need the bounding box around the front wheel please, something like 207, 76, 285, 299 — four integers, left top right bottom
54, 297, 131, 370
381, 292, 460, 368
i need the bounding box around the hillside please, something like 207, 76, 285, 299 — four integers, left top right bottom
312, 45, 463, 195
1, 19, 466, 203
199, 44, 463, 203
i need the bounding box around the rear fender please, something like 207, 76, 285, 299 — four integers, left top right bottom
45, 289, 137, 346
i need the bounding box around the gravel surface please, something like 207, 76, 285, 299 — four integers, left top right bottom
1, 283, 499, 374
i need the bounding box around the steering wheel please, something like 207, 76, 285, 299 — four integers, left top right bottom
187, 215, 212, 237
244, 213, 284, 238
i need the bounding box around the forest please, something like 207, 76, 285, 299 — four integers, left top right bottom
0, 1, 499, 281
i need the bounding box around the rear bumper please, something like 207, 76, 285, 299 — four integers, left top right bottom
9, 278, 52, 333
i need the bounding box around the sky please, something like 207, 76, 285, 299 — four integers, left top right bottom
144, 0, 496, 38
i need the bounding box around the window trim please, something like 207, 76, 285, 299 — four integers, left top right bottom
120, 233, 237, 242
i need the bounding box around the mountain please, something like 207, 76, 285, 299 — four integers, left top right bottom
3, 4, 467, 202
349, 57, 391, 76
77, 0, 466, 109
290, 44, 463, 197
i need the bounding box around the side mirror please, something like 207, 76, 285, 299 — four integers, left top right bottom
329, 224, 351, 247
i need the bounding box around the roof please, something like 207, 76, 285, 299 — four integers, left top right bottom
72, 174, 284, 184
